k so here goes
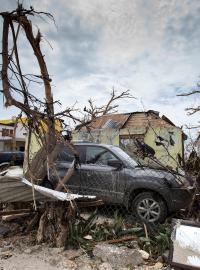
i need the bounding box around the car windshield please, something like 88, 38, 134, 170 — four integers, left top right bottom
110, 146, 138, 167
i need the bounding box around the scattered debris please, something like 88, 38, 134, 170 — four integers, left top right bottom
63, 249, 83, 260
93, 243, 143, 269
150, 262, 163, 269
0, 209, 31, 216
0, 251, 13, 260
101, 235, 137, 245
2, 213, 31, 222
0, 225, 10, 236
139, 249, 150, 260
78, 200, 104, 208
84, 235, 93, 240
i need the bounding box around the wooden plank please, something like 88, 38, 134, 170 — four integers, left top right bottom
2, 213, 31, 221
77, 200, 104, 208
98, 235, 137, 245
0, 209, 32, 216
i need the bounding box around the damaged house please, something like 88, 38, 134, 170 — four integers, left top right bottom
73, 110, 187, 169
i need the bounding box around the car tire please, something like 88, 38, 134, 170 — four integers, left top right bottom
131, 192, 167, 223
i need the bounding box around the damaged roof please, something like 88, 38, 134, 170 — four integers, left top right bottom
76, 110, 187, 139
78, 110, 176, 130
85, 113, 131, 130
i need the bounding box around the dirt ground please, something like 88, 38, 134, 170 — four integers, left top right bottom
0, 246, 78, 270
0, 234, 78, 270
0, 234, 165, 270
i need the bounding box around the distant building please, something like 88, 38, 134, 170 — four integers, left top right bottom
0, 118, 27, 152
73, 110, 187, 169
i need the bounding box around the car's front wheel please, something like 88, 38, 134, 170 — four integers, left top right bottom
131, 192, 167, 223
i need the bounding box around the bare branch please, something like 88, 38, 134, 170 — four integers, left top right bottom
177, 90, 200, 97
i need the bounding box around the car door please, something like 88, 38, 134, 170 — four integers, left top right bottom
79, 145, 125, 203
52, 146, 84, 193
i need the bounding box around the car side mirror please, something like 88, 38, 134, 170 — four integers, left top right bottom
107, 159, 123, 169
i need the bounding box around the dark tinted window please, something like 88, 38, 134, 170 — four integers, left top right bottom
57, 145, 85, 163
85, 146, 118, 166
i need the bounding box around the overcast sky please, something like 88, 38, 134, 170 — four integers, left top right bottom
0, 0, 200, 135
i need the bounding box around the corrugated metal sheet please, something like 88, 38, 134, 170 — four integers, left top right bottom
84, 113, 131, 130
0, 176, 51, 202
0, 167, 96, 203
102, 119, 121, 129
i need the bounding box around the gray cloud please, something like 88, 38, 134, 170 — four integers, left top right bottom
164, 9, 200, 52
0, 0, 200, 134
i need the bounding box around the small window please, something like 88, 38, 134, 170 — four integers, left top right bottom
2, 129, 10, 137
85, 146, 118, 166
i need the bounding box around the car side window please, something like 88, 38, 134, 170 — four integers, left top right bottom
85, 146, 118, 166
57, 145, 85, 163
58, 147, 74, 162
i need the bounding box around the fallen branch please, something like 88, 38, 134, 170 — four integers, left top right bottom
98, 235, 137, 245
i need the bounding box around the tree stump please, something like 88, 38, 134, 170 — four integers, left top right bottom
37, 201, 76, 247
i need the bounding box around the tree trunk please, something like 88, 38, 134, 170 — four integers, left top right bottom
37, 202, 76, 247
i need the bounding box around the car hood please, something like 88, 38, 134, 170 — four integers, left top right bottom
129, 167, 173, 177
127, 166, 185, 185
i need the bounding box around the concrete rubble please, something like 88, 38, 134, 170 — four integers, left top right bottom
93, 243, 143, 269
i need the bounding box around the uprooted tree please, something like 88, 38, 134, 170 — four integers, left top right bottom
0, 5, 132, 246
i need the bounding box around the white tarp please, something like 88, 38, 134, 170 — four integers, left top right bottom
22, 178, 96, 201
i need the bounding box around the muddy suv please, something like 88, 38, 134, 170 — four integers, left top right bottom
50, 143, 194, 223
